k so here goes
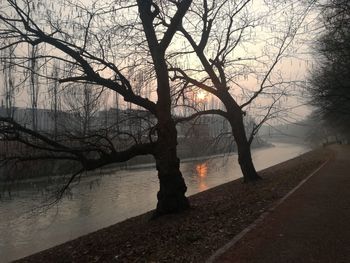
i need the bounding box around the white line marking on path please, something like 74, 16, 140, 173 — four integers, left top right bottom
206, 158, 330, 263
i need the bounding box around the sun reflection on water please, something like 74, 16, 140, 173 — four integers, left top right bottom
196, 163, 208, 191
196, 163, 208, 177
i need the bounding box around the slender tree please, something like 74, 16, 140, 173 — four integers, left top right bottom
48, 62, 60, 139
62, 82, 104, 137
1, 45, 17, 118
28, 45, 39, 131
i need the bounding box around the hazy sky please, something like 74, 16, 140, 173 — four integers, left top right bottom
0, 0, 321, 124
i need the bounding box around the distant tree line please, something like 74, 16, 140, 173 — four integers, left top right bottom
308, 0, 350, 137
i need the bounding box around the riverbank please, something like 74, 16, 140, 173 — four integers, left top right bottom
0, 144, 274, 188
1, 137, 272, 183
17, 147, 331, 263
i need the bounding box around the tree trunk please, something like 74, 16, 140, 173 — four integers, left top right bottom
229, 116, 261, 182
137, 0, 190, 215
220, 92, 261, 182
152, 56, 189, 215
154, 118, 189, 215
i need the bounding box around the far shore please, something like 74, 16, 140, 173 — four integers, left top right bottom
1, 141, 275, 186
17, 146, 332, 263
0, 150, 238, 186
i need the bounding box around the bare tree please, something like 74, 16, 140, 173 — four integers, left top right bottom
308, 0, 350, 137
28, 44, 39, 131
0, 0, 192, 215
168, 0, 314, 182
62, 82, 104, 137
1, 45, 17, 118
47, 62, 61, 139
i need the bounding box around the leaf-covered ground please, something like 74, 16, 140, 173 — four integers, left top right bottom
17, 147, 332, 263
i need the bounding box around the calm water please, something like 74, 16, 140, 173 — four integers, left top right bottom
0, 142, 308, 262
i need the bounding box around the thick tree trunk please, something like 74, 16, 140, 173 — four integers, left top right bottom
220, 92, 261, 182
230, 117, 261, 182
137, 0, 191, 215
153, 64, 190, 215
155, 119, 189, 215
151, 55, 189, 215
153, 65, 190, 215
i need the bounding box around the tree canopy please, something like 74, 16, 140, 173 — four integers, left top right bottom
309, 0, 350, 135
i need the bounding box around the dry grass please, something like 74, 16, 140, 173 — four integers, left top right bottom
17, 147, 332, 263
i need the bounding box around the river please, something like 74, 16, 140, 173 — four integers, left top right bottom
0, 142, 308, 262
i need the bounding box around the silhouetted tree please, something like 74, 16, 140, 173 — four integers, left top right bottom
309, 0, 350, 135
1, 45, 18, 118
0, 0, 192, 215
62, 82, 104, 137
169, 0, 313, 182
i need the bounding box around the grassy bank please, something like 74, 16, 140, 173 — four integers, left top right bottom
17, 147, 332, 263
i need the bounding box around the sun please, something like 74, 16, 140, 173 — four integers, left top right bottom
196, 90, 207, 101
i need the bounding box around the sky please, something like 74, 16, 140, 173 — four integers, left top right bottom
0, 0, 323, 125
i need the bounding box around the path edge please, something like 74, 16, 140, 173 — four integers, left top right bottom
205, 158, 331, 263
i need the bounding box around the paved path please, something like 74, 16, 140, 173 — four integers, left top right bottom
214, 145, 350, 263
